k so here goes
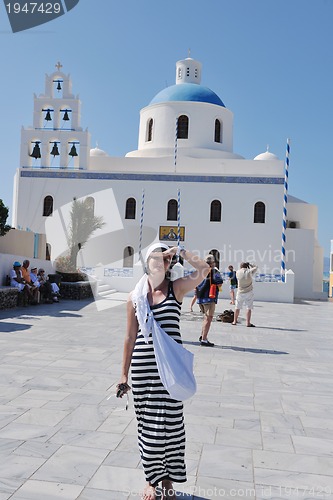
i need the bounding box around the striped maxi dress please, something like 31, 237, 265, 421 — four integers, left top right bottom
131, 281, 187, 487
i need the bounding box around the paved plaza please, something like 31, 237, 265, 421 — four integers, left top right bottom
0, 295, 333, 500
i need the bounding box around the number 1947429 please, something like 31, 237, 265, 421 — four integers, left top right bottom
6, 2, 62, 14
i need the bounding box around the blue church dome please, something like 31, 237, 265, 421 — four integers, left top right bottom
149, 83, 225, 107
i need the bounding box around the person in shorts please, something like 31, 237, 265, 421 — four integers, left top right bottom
228, 264, 238, 305
232, 262, 258, 327
196, 255, 223, 347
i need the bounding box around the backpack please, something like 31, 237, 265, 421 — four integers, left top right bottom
216, 309, 234, 323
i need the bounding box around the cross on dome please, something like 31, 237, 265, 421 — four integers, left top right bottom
55, 61, 63, 71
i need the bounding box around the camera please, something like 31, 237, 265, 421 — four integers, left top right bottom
116, 383, 130, 398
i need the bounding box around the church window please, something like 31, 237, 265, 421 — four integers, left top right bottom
123, 246, 134, 267
146, 118, 153, 142
254, 202, 266, 223
43, 196, 53, 216
167, 199, 178, 221
186, 67, 190, 76
214, 119, 222, 143
177, 115, 189, 139
195, 68, 198, 78
178, 68, 182, 79
125, 197, 136, 219
210, 200, 222, 222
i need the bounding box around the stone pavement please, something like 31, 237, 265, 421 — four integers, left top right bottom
0, 296, 333, 500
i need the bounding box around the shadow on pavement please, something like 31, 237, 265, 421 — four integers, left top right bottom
0, 299, 93, 321
0, 322, 32, 333
182, 340, 288, 355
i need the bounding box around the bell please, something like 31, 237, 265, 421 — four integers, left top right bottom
69, 144, 78, 157
56, 80, 62, 91
62, 110, 70, 121
50, 142, 60, 157
44, 109, 52, 121
30, 142, 41, 159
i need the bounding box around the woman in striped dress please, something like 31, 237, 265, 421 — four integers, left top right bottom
117, 244, 209, 500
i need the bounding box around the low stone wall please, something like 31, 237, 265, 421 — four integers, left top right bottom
0, 286, 19, 310
60, 281, 96, 300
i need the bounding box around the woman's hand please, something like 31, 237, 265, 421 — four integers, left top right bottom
116, 381, 131, 398
163, 246, 178, 258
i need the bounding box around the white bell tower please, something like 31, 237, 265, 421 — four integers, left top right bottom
175, 56, 202, 85
20, 62, 90, 169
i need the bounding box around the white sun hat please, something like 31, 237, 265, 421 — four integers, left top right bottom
144, 243, 169, 262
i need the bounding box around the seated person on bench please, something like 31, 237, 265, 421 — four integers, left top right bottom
10, 261, 36, 305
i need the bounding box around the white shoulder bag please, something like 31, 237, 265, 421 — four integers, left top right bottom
150, 311, 197, 401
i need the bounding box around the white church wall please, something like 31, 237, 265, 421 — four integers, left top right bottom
94, 263, 295, 301
287, 201, 318, 235
13, 174, 286, 277
136, 101, 234, 154
285, 228, 325, 299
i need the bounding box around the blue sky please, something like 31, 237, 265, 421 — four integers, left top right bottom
0, 0, 332, 257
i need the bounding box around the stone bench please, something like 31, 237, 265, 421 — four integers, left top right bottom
59, 281, 96, 300
0, 286, 19, 310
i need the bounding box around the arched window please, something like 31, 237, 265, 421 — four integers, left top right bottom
123, 246, 134, 268
167, 199, 178, 221
214, 119, 222, 143
146, 118, 153, 142
177, 115, 189, 139
210, 200, 222, 222
85, 196, 95, 215
210, 249, 220, 269
43, 196, 53, 216
125, 198, 136, 219
254, 201, 266, 223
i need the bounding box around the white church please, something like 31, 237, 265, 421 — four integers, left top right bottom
12, 57, 324, 300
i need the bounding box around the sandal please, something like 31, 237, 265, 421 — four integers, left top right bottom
247, 323, 255, 327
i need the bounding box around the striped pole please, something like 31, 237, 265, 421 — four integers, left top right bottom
171, 188, 184, 279
174, 117, 178, 170
281, 139, 290, 282
138, 188, 145, 267
177, 188, 181, 260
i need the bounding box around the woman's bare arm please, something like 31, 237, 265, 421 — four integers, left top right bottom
170, 248, 210, 301
118, 294, 138, 387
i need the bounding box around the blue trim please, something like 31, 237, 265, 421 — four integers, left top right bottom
20, 170, 283, 185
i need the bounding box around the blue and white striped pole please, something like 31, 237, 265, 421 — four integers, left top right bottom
138, 188, 145, 268
177, 188, 181, 260
281, 139, 290, 282
174, 117, 178, 171
172, 188, 184, 279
